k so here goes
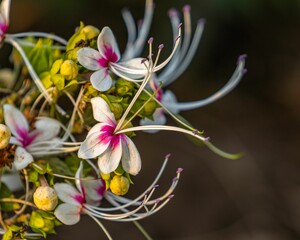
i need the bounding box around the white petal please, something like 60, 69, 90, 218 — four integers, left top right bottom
82, 179, 105, 205
9, 136, 21, 145
162, 90, 180, 114
90, 69, 113, 92
32, 118, 60, 142
77, 48, 102, 71
78, 132, 110, 159
54, 183, 82, 206
90, 97, 116, 124
14, 147, 34, 170
97, 26, 120, 60
86, 123, 108, 138
0, 0, 10, 24
121, 136, 141, 176
139, 108, 167, 133
98, 136, 122, 174
3, 104, 29, 139
114, 58, 148, 79
54, 203, 81, 225
2, 172, 23, 192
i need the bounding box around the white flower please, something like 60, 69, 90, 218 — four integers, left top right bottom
54, 165, 105, 225
78, 97, 141, 175
77, 27, 146, 92
3, 104, 61, 170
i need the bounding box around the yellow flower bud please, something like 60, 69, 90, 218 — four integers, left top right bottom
0, 124, 11, 149
80, 25, 100, 39
33, 186, 58, 211
110, 175, 130, 196
60, 60, 78, 80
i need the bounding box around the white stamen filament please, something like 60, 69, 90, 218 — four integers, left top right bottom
116, 125, 208, 142
122, 0, 154, 60
164, 56, 246, 110
5, 37, 66, 116
7, 32, 68, 45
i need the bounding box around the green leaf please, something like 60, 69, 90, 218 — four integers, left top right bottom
2, 229, 13, 240
0, 183, 14, 212
48, 158, 73, 176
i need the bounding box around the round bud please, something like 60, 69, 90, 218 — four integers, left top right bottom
110, 175, 130, 196
0, 124, 11, 149
33, 186, 58, 211
60, 60, 79, 80
81, 25, 100, 39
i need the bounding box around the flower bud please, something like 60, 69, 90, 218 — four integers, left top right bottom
33, 186, 58, 211
0, 124, 11, 149
60, 60, 79, 80
80, 25, 100, 39
110, 175, 130, 196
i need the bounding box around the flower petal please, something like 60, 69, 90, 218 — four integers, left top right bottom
54, 203, 81, 225
54, 183, 83, 205
90, 69, 113, 92
32, 118, 60, 142
82, 179, 105, 205
0, 0, 10, 24
121, 136, 141, 176
86, 123, 108, 138
77, 48, 102, 71
98, 136, 122, 174
162, 90, 180, 114
14, 147, 34, 170
97, 26, 120, 61
113, 58, 148, 79
90, 97, 116, 124
3, 104, 29, 139
78, 132, 110, 159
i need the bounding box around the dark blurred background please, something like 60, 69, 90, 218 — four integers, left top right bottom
2, 0, 300, 239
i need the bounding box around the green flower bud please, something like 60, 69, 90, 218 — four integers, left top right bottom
80, 25, 100, 39
111, 103, 123, 120
100, 172, 111, 181
33, 186, 58, 211
30, 211, 45, 229
60, 60, 78, 80
142, 100, 157, 117
110, 175, 130, 196
115, 79, 135, 96
0, 124, 11, 150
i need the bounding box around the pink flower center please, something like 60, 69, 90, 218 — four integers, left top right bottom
98, 45, 118, 68
99, 124, 124, 150
16, 128, 38, 147
74, 194, 86, 205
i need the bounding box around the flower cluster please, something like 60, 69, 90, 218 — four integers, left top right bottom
0, 0, 246, 239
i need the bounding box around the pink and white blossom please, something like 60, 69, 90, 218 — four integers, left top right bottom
54, 164, 105, 225
78, 97, 141, 175
3, 104, 61, 170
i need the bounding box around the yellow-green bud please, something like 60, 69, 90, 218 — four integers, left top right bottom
110, 175, 130, 196
33, 186, 58, 211
80, 25, 100, 39
0, 124, 11, 149
60, 60, 79, 80
142, 100, 157, 117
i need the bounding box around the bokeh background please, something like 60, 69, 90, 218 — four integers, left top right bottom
2, 0, 300, 239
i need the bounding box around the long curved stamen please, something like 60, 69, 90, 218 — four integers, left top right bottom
82, 211, 113, 240
122, 0, 154, 60
88, 155, 170, 212
4, 37, 66, 116
8, 32, 68, 45
121, 8, 137, 52
116, 125, 208, 142
159, 19, 205, 85
164, 55, 247, 111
